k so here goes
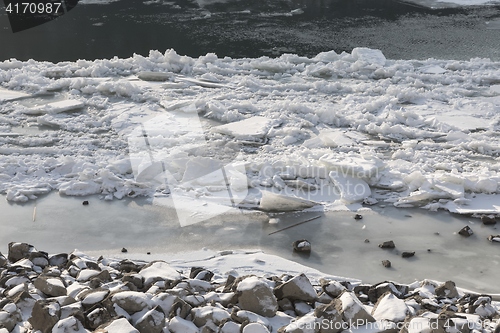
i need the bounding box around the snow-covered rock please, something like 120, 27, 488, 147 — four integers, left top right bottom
236, 276, 279, 317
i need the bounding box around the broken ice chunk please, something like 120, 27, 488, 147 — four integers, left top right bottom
212, 116, 275, 141
351, 47, 386, 66
259, 191, 318, 212
284, 179, 318, 191
303, 129, 355, 148
320, 155, 382, 180
24, 100, 84, 115
182, 157, 223, 184
419, 65, 447, 74
329, 171, 371, 203
0, 87, 30, 103
137, 71, 174, 81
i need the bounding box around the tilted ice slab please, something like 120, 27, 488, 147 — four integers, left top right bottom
212, 116, 277, 141
23, 99, 84, 115
0, 48, 499, 217
0, 87, 30, 103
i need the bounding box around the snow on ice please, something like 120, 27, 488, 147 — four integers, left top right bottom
0, 48, 500, 217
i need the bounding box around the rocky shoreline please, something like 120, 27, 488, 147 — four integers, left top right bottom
0, 243, 499, 333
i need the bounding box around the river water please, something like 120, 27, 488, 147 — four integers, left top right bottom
1, 0, 500, 61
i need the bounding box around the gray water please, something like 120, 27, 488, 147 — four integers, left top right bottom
1, 0, 500, 61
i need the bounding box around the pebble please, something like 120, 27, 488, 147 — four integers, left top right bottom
458, 226, 474, 237
382, 260, 391, 268
401, 251, 415, 258
379, 240, 396, 249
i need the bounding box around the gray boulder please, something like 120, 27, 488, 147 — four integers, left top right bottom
34, 275, 67, 297
0, 309, 22, 332
435, 281, 459, 299
135, 306, 165, 333
111, 291, 151, 314
338, 291, 375, 326
0, 252, 8, 267
371, 291, 409, 322
274, 274, 317, 302
314, 300, 344, 333
7, 242, 36, 263
236, 276, 278, 317
28, 300, 61, 333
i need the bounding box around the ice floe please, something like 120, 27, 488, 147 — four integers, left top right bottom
0, 48, 499, 218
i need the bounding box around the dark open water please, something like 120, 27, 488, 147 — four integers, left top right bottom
1, 0, 500, 62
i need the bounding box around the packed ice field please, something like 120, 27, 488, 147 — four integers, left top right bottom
0, 47, 500, 218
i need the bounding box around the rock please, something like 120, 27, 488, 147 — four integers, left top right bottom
368, 282, 408, 303
382, 260, 391, 268
93, 269, 112, 283
80, 289, 110, 308
435, 281, 459, 299
274, 274, 317, 302
223, 275, 244, 293
277, 298, 295, 312
28, 300, 61, 333
242, 322, 270, 333
234, 309, 271, 328
86, 307, 113, 329
371, 292, 409, 322
82, 200, 89, 205
481, 215, 497, 225
29, 252, 49, 268
236, 276, 278, 317
135, 306, 165, 333
34, 275, 67, 297
471, 296, 497, 317
458, 226, 473, 237
49, 253, 69, 267
169, 316, 200, 333
118, 259, 143, 273
0, 253, 7, 267
60, 303, 85, 325
292, 240, 312, 253
220, 321, 241, 333
192, 305, 231, 327
488, 235, 500, 242
139, 261, 182, 288
189, 267, 214, 281
95, 318, 139, 333
0, 309, 22, 331
401, 252, 415, 258
314, 300, 343, 333
379, 241, 395, 249
7, 242, 36, 263
76, 269, 102, 282
122, 273, 144, 290
321, 280, 346, 298
121, 247, 128, 253
51, 316, 87, 333
169, 298, 192, 319
338, 291, 375, 325
294, 301, 313, 316
111, 291, 151, 314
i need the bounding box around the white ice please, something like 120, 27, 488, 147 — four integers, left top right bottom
0, 48, 499, 217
